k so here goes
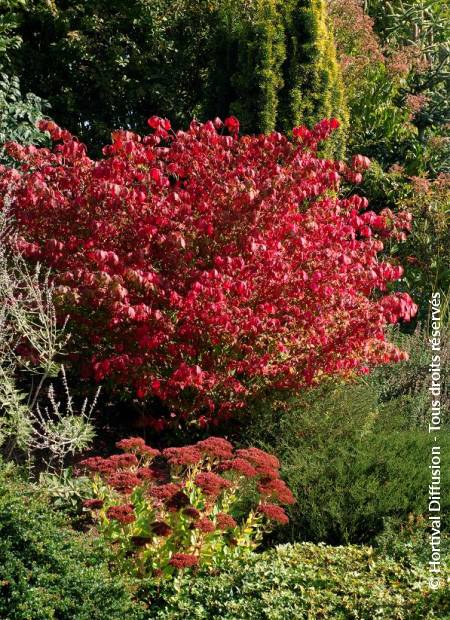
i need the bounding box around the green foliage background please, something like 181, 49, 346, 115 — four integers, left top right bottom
243, 327, 450, 544
0, 0, 49, 162
8, 0, 347, 153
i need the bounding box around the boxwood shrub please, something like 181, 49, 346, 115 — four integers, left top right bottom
0, 463, 144, 620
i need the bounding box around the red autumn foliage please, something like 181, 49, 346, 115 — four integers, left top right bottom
0, 116, 416, 427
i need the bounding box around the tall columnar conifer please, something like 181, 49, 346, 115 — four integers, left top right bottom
206, 0, 347, 155
206, 0, 285, 135
277, 0, 348, 156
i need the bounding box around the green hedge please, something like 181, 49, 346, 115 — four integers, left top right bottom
148, 543, 449, 619
0, 464, 144, 620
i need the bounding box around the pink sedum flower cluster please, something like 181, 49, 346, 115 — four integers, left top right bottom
80, 435, 294, 577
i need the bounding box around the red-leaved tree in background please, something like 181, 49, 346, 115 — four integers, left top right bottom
0, 116, 416, 427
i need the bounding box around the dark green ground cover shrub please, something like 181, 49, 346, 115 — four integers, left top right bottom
0, 462, 144, 620
371, 326, 449, 428
246, 384, 450, 544
145, 542, 449, 619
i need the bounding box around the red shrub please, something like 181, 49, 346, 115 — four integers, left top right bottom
0, 116, 416, 426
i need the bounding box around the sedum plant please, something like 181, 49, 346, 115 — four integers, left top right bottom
80, 436, 294, 579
